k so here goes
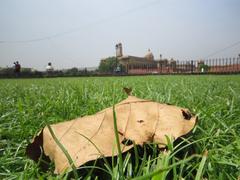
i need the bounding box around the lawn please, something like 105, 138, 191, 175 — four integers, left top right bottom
0, 75, 239, 179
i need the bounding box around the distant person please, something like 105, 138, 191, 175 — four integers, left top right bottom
115, 66, 121, 74
46, 62, 54, 75
13, 61, 21, 77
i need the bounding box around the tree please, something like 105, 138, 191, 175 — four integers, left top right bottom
98, 57, 118, 73
66, 67, 79, 75
199, 64, 209, 72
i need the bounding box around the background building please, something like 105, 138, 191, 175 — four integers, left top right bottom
116, 43, 177, 74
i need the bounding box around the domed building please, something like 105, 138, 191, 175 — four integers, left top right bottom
117, 46, 157, 68
98, 43, 178, 74
116, 44, 177, 74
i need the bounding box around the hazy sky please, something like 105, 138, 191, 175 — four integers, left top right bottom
0, 0, 240, 70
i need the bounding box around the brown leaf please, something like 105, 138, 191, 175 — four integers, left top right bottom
26, 95, 197, 174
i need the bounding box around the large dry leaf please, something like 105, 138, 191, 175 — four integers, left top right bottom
26, 95, 197, 174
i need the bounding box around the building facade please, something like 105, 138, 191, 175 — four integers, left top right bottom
116, 43, 178, 74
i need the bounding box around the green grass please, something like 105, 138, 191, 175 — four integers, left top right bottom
0, 75, 240, 179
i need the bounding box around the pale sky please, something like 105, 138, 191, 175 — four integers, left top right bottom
0, 0, 240, 70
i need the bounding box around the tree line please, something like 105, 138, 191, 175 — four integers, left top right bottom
0, 57, 121, 78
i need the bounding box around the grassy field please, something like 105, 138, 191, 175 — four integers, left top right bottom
0, 75, 239, 179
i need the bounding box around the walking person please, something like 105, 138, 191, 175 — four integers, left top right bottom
13, 61, 21, 77
46, 62, 54, 76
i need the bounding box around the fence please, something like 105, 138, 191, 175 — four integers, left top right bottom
1, 57, 240, 78
126, 57, 240, 75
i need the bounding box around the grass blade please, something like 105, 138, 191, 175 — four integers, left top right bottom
113, 105, 124, 180
195, 150, 208, 180
47, 125, 78, 179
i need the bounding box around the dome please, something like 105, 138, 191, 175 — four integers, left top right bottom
144, 49, 154, 61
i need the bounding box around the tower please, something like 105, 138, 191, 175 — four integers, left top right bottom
116, 43, 123, 57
